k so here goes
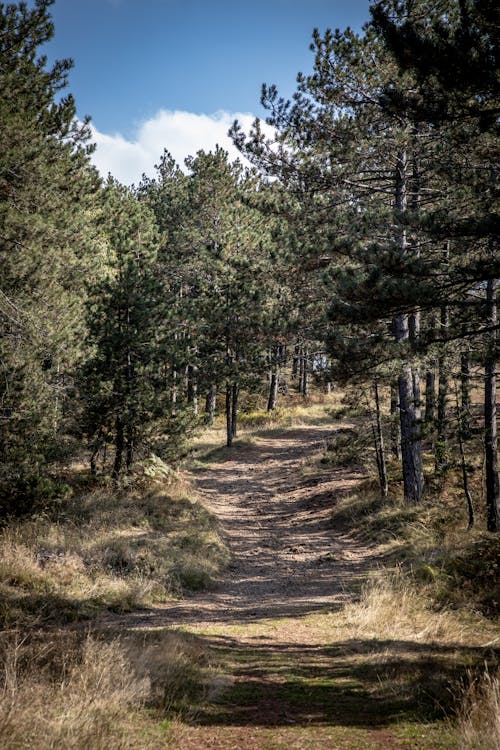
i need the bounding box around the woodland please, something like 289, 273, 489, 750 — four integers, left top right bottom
0, 1, 498, 749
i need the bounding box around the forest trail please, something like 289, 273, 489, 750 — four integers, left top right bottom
104, 422, 432, 749
114, 423, 373, 629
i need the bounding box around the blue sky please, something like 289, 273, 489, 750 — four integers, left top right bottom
45, 0, 372, 183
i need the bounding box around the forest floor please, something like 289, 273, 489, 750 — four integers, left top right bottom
98, 415, 497, 749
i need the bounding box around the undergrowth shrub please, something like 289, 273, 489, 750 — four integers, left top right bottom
320, 428, 368, 469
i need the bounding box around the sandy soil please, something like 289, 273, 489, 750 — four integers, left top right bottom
105, 424, 378, 628
102, 423, 414, 749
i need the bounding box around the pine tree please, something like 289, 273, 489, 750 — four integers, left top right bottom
0, 0, 98, 512
81, 181, 164, 478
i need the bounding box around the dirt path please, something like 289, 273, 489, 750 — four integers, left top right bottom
115, 424, 375, 629
102, 422, 459, 749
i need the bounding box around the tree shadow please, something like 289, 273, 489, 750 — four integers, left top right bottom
183, 634, 498, 729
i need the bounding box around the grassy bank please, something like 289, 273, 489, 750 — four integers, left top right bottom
0, 465, 229, 627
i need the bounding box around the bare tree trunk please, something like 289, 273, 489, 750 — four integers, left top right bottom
126, 425, 134, 472
186, 364, 198, 416
301, 348, 309, 397
436, 310, 449, 472
425, 368, 436, 428
424, 314, 437, 437
298, 346, 304, 393
373, 381, 388, 497
485, 271, 499, 531
205, 384, 216, 425
267, 369, 278, 411
292, 344, 299, 381
390, 380, 401, 459
455, 387, 474, 529
225, 383, 232, 448
231, 382, 239, 439
112, 415, 124, 480
171, 367, 177, 416
460, 336, 472, 439
394, 149, 424, 503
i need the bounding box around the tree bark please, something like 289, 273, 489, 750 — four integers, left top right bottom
112, 415, 124, 479
225, 383, 232, 447
460, 338, 472, 439
186, 364, 198, 417
298, 347, 304, 393
205, 384, 216, 425
425, 368, 436, 428
231, 382, 239, 439
126, 424, 134, 472
485, 273, 499, 531
373, 381, 388, 497
292, 344, 300, 380
436, 303, 449, 472
455, 387, 474, 529
301, 348, 309, 397
394, 149, 424, 503
267, 369, 278, 411
390, 380, 401, 459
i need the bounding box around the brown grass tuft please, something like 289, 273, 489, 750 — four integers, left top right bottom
454, 668, 500, 750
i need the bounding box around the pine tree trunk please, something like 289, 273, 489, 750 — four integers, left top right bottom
425, 368, 436, 428
267, 368, 278, 411
112, 415, 124, 479
301, 348, 309, 397
231, 382, 239, 439
292, 344, 299, 380
436, 298, 449, 471
460, 339, 472, 439
186, 364, 198, 416
424, 313, 436, 437
398, 362, 424, 502
171, 367, 177, 416
394, 149, 424, 503
225, 383, 232, 448
205, 384, 216, 425
126, 425, 134, 472
485, 274, 499, 531
455, 387, 474, 529
390, 381, 401, 459
298, 347, 304, 393
373, 381, 388, 497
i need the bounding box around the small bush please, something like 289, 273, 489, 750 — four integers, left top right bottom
438, 536, 500, 616
320, 428, 369, 469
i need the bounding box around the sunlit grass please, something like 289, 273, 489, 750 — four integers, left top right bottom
0, 472, 229, 626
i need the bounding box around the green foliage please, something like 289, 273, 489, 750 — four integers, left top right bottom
0, 0, 99, 514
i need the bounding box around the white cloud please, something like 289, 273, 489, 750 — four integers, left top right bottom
89, 109, 265, 185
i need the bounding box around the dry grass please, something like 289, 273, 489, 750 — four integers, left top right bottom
0, 472, 229, 626
0, 462, 227, 747
0, 634, 148, 749
340, 571, 487, 645
0, 627, 210, 750
330, 475, 500, 618
454, 668, 500, 750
